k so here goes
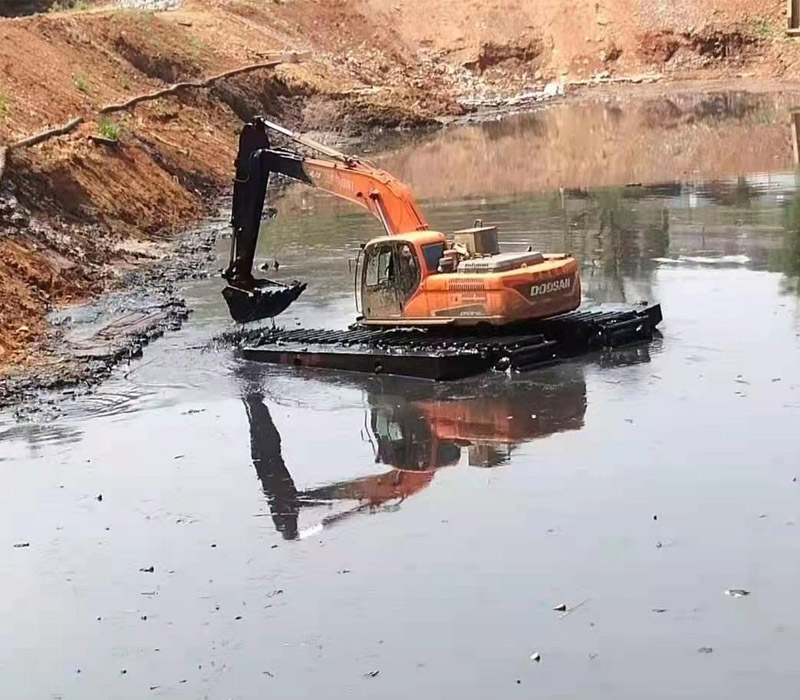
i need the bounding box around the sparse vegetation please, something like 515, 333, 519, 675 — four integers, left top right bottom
74, 75, 91, 96
188, 34, 204, 59
49, 0, 90, 13
0, 94, 9, 118
97, 117, 121, 141
751, 17, 775, 40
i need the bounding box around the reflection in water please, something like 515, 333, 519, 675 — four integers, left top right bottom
367, 370, 586, 470
243, 394, 301, 540
239, 365, 589, 540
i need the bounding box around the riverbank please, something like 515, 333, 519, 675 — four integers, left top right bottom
2, 0, 800, 393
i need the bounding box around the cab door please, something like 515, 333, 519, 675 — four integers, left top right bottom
361, 241, 422, 320
362, 243, 403, 319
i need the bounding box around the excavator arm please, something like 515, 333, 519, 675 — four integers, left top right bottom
226, 118, 428, 284
222, 117, 428, 323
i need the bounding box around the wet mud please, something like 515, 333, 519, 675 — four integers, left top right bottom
0, 215, 224, 413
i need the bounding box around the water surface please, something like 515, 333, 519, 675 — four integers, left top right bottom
2, 91, 800, 699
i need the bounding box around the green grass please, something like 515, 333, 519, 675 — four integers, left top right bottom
97, 118, 121, 141
752, 17, 776, 40
74, 75, 91, 96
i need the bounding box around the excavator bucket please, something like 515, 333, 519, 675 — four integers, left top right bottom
222, 279, 307, 324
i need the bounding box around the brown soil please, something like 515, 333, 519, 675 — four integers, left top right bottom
1, 0, 800, 373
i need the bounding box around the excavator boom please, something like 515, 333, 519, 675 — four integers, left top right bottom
262, 150, 429, 236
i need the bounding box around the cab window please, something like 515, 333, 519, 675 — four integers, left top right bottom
421, 242, 444, 272
396, 243, 420, 299
365, 246, 393, 287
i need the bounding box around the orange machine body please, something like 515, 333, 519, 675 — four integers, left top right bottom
358, 231, 581, 326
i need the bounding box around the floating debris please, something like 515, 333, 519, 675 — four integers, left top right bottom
724, 589, 750, 598
530, 652, 542, 663
13, 542, 30, 548
652, 608, 668, 613
139, 566, 155, 573
364, 670, 380, 678
697, 647, 713, 654
553, 603, 567, 612
559, 599, 589, 618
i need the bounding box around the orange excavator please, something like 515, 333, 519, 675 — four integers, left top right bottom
222, 118, 581, 325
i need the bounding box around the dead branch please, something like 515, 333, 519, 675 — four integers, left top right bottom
11, 117, 85, 150
99, 52, 309, 116
0, 51, 308, 184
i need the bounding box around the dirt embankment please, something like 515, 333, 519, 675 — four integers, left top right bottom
1, 0, 799, 378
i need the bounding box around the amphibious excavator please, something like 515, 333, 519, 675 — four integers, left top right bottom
222, 117, 581, 325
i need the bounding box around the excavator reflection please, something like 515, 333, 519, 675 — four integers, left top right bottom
239, 363, 596, 540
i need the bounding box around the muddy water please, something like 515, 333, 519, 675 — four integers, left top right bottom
3, 91, 800, 699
